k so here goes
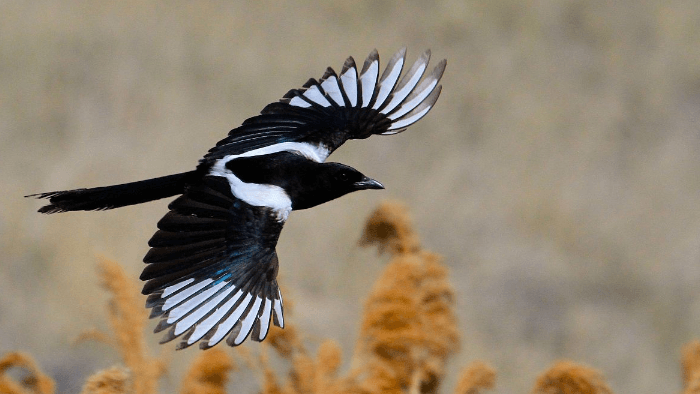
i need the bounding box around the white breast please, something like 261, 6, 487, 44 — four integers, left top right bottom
209, 158, 291, 221
209, 141, 329, 221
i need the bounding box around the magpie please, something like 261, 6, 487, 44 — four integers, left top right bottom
28, 48, 446, 349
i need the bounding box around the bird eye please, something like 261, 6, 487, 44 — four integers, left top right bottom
338, 171, 350, 182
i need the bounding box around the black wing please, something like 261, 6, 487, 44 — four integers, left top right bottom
141, 176, 285, 349
203, 48, 446, 162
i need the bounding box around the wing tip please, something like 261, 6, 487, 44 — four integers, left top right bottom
341, 56, 357, 75
148, 286, 281, 349
387, 84, 443, 131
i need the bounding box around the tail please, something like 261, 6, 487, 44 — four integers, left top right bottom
27, 171, 199, 214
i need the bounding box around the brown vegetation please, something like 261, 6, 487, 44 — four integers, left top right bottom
452, 361, 496, 394
357, 201, 460, 393
0, 352, 54, 394
80, 367, 130, 394
180, 349, 234, 394
682, 341, 700, 394
531, 361, 612, 394
97, 259, 165, 394
2, 202, 700, 393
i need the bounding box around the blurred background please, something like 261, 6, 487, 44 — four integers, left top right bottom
2, 1, 700, 392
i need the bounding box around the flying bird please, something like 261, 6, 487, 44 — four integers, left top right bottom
28, 48, 446, 349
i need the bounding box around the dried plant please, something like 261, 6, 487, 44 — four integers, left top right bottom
356, 201, 460, 393
180, 349, 235, 394
360, 200, 421, 255
80, 367, 130, 394
89, 258, 165, 394
682, 341, 700, 394
9, 201, 700, 393
453, 361, 496, 394
531, 360, 613, 394
258, 338, 359, 394
0, 352, 55, 394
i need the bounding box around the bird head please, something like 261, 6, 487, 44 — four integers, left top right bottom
289, 162, 383, 210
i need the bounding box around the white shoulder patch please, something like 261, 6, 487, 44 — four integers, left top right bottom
237, 141, 330, 163
209, 140, 333, 220
210, 157, 292, 221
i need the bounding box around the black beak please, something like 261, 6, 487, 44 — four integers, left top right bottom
354, 176, 384, 190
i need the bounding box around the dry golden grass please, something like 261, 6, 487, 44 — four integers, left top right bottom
452, 361, 496, 394
80, 367, 130, 394
263, 298, 303, 361
259, 339, 359, 394
531, 360, 613, 394
0, 352, 54, 394
682, 341, 700, 394
3, 201, 700, 393
360, 200, 421, 255
180, 349, 234, 394
95, 258, 165, 394
357, 201, 460, 393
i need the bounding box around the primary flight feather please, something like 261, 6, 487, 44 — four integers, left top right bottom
28, 48, 446, 349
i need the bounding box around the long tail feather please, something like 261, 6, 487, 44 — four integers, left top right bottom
27, 171, 198, 213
